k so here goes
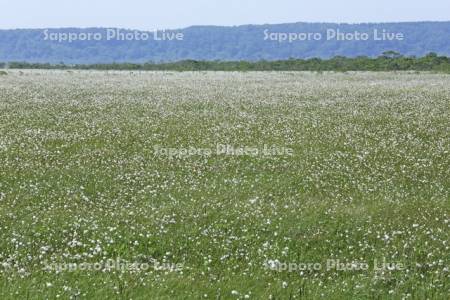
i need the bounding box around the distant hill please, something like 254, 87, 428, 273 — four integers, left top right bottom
0, 22, 449, 63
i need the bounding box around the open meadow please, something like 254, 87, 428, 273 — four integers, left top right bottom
0, 70, 449, 299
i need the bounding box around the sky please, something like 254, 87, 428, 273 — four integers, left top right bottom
0, 0, 449, 30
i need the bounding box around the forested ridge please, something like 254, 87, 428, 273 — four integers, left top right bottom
0, 22, 449, 63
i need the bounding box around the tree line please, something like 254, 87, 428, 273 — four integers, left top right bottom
2, 52, 449, 72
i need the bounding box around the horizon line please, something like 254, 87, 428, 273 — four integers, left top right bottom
1, 20, 449, 31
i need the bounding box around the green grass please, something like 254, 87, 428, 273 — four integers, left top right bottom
0, 70, 449, 299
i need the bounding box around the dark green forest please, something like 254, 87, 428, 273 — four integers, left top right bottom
2, 52, 449, 72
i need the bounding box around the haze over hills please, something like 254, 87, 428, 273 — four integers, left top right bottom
0, 21, 449, 63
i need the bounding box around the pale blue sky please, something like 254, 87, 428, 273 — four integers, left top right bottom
1, 0, 449, 30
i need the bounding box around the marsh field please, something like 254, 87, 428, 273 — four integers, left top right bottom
0, 70, 449, 299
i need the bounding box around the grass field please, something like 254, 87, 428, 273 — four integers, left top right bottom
0, 70, 449, 299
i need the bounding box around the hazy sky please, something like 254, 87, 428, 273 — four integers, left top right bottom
1, 0, 449, 30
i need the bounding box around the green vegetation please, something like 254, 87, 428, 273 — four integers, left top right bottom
0, 71, 448, 299
5, 52, 450, 72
